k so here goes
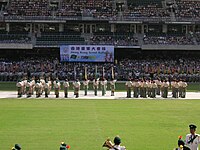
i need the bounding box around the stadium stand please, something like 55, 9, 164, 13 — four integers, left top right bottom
0, 0, 200, 83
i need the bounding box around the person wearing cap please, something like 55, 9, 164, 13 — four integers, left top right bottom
44, 80, 49, 98
16, 80, 23, 98
93, 78, 99, 96
109, 136, 126, 150
110, 78, 117, 96
83, 78, 90, 96
174, 136, 191, 150
54, 80, 61, 98
125, 78, 132, 98
101, 78, 107, 96
12, 144, 21, 150
60, 142, 70, 150
63, 79, 70, 98
73, 79, 81, 98
185, 124, 200, 150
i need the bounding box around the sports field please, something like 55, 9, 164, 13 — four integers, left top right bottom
0, 98, 200, 150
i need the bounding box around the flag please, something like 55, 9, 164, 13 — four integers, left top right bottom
85, 67, 87, 80
111, 67, 114, 79
74, 66, 76, 80
102, 67, 105, 78
95, 65, 97, 79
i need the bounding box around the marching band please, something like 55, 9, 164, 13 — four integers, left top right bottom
16, 77, 188, 99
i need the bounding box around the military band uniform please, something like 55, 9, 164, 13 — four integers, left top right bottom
163, 81, 169, 98
171, 81, 175, 98
83, 79, 89, 96
125, 80, 132, 98
143, 81, 147, 98
110, 79, 116, 96
151, 81, 157, 98
147, 81, 151, 97
63, 80, 70, 98
74, 80, 81, 98
101, 79, 107, 96
44, 82, 49, 98
35, 81, 42, 98
54, 81, 60, 98
186, 124, 200, 150
16, 81, 23, 98
93, 79, 99, 96
133, 80, 140, 98
155, 79, 161, 95
109, 136, 126, 150
174, 81, 179, 98
181, 81, 187, 98
26, 81, 32, 98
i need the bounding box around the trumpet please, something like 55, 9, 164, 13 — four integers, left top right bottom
102, 139, 114, 149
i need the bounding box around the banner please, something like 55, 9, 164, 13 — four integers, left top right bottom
60, 45, 114, 62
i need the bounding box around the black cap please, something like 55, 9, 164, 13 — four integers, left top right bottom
114, 136, 121, 145
178, 139, 185, 146
15, 144, 21, 150
189, 124, 197, 129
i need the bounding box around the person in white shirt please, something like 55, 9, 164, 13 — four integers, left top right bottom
110, 136, 126, 150
125, 78, 132, 98
73, 79, 81, 98
63, 79, 70, 98
186, 124, 200, 150
110, 78, 117, 96
83, 78, 90, 96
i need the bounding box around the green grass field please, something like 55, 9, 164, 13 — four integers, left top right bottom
0, 99, 200, 150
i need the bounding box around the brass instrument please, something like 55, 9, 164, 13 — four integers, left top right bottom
102, 138, 114, 149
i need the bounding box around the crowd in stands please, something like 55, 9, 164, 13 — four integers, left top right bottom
90, 33, 139, 46
175, 0, 200, 19
0, 56, 200, 82
125, 3, 170, 19
4, 0, 200, 20
143, 34, 194, 45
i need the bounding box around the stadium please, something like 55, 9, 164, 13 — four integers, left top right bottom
0, 0, 200, 150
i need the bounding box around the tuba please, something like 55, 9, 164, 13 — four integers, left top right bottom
102, 139, 114, 149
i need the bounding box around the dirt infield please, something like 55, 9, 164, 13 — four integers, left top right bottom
0, 91, 199, 99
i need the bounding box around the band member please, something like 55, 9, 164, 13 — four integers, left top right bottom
171, 79, 175, 98
125, 78, 132, 98
35, 80, 42, 98
44, 81, 49, 98
102, 136, 126, 150
26, 80, 32, 98
73, 79, 81, 98
83, 78, 90, 96
155, 78, 162, 95
30, 77, 35, 95
185, 124, 200, 150
63, 79, 70, 98
54, 80, 60, 98
174, 136, 190, 150
48, 77, 52, 95
110, 78, 117, 96
173, 80, 179, 98
143, 79, 148, 98
60, 142, 70, 150
133, 79, 140, 98
101, 78, 107, 96
181, 79, 187, 98
163, 80, 169, 98
93, 78, 99, 96
11, 144, 21, 150
111, 136, 126, 150
151, 80, 157, 98
16, 80, 23, 98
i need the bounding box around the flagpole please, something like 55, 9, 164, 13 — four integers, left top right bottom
85, 67, 87, 80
